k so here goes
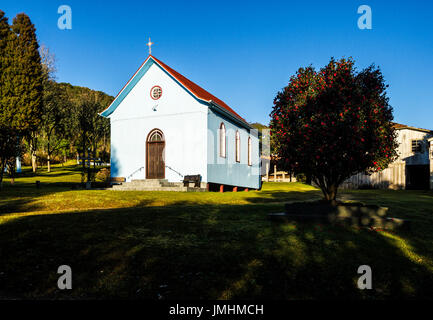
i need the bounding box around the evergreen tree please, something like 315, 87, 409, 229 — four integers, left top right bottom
1, 13, 43, 132
0, 10, 18, 187
0, 10, 9, 55
0, 10, 13, 125
11, 13, 44, 172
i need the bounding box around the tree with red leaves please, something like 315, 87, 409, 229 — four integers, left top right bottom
270, 57, 398, 203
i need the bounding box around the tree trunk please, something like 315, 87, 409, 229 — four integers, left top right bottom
82, 133, 87, 183
323, 183, 338, 206
47, 153, 51, 173
82, 149, 86, 176
31, 152, 37, 173
0, 161, 5, 190
7, 159, 16, 185
47, 139, 52, 172
29, 138, 38, 173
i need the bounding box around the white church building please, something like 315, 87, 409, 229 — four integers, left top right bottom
100, 54, 261, 191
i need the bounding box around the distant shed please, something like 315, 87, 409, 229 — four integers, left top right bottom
342, 123, 433, 190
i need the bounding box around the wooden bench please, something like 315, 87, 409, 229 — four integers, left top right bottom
111, 177, 126, 184
183, 174, 201, 188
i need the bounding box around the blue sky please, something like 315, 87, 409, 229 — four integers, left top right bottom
1, 0, 432, 127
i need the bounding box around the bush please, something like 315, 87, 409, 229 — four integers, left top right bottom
296, 173, 307, 183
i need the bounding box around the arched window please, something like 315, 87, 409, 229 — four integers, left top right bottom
219, 123, 226, 158
148, 130, 164, 142
248, 137, 252, 166
235, 131, 240, 162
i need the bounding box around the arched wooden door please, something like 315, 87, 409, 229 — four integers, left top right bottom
146, 129, 165, 179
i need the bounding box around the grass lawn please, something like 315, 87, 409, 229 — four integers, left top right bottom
1, 163, 433, 299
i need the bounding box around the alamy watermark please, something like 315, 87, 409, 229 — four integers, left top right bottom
57, 265, 72, 289
357, 5, 372, 30
58, 5, 72, 30
357, 265, 372, 289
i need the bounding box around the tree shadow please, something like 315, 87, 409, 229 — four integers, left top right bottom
1, 200, 433, 299
0, 184, 83, 216
245, 190, 322, 204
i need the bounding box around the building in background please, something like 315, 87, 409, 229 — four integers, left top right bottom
342, 123, 433, 190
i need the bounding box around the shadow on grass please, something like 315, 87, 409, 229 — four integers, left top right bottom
1, 202, 433, 299
0, 185, 81, 216
0, 164, 108, 215
246, 190, 322, 203
7, 164, 82, 178
0, 185, 321, 216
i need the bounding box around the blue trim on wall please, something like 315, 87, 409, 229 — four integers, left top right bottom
100, 57, 209, 117
208, 103, 252, 130
100, 59, 155, 117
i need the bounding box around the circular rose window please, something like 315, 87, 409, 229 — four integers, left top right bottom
150, 85, 162, 100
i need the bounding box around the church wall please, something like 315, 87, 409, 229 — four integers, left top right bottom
207, 109, 261, 189
109, 62, 208, 182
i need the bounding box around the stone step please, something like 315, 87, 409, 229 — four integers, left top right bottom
110, 179, 207, 192
127, 183, 167, 188
130, 179, 167, 185
111, 186, 189, 192
162, 184, 183, 188
130, 179, 182, 184
132, 179, 168, 182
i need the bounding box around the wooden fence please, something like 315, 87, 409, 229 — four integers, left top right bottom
341, 162, 406, 190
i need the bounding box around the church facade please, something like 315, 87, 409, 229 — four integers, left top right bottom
100, 55, 261, 190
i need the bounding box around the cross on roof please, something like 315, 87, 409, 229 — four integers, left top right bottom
146, 37, 154, 55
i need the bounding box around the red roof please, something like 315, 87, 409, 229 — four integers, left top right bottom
150, 55, 246, 122
101, 55, 247, 124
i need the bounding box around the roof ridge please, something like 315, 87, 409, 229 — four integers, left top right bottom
100, 55, 248, 125
150, 55, 246, 122
392, 122, 432, 132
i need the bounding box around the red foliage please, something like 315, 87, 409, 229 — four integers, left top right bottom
270, 57, 398, 201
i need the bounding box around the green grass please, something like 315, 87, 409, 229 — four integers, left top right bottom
1, 164, 433, 299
